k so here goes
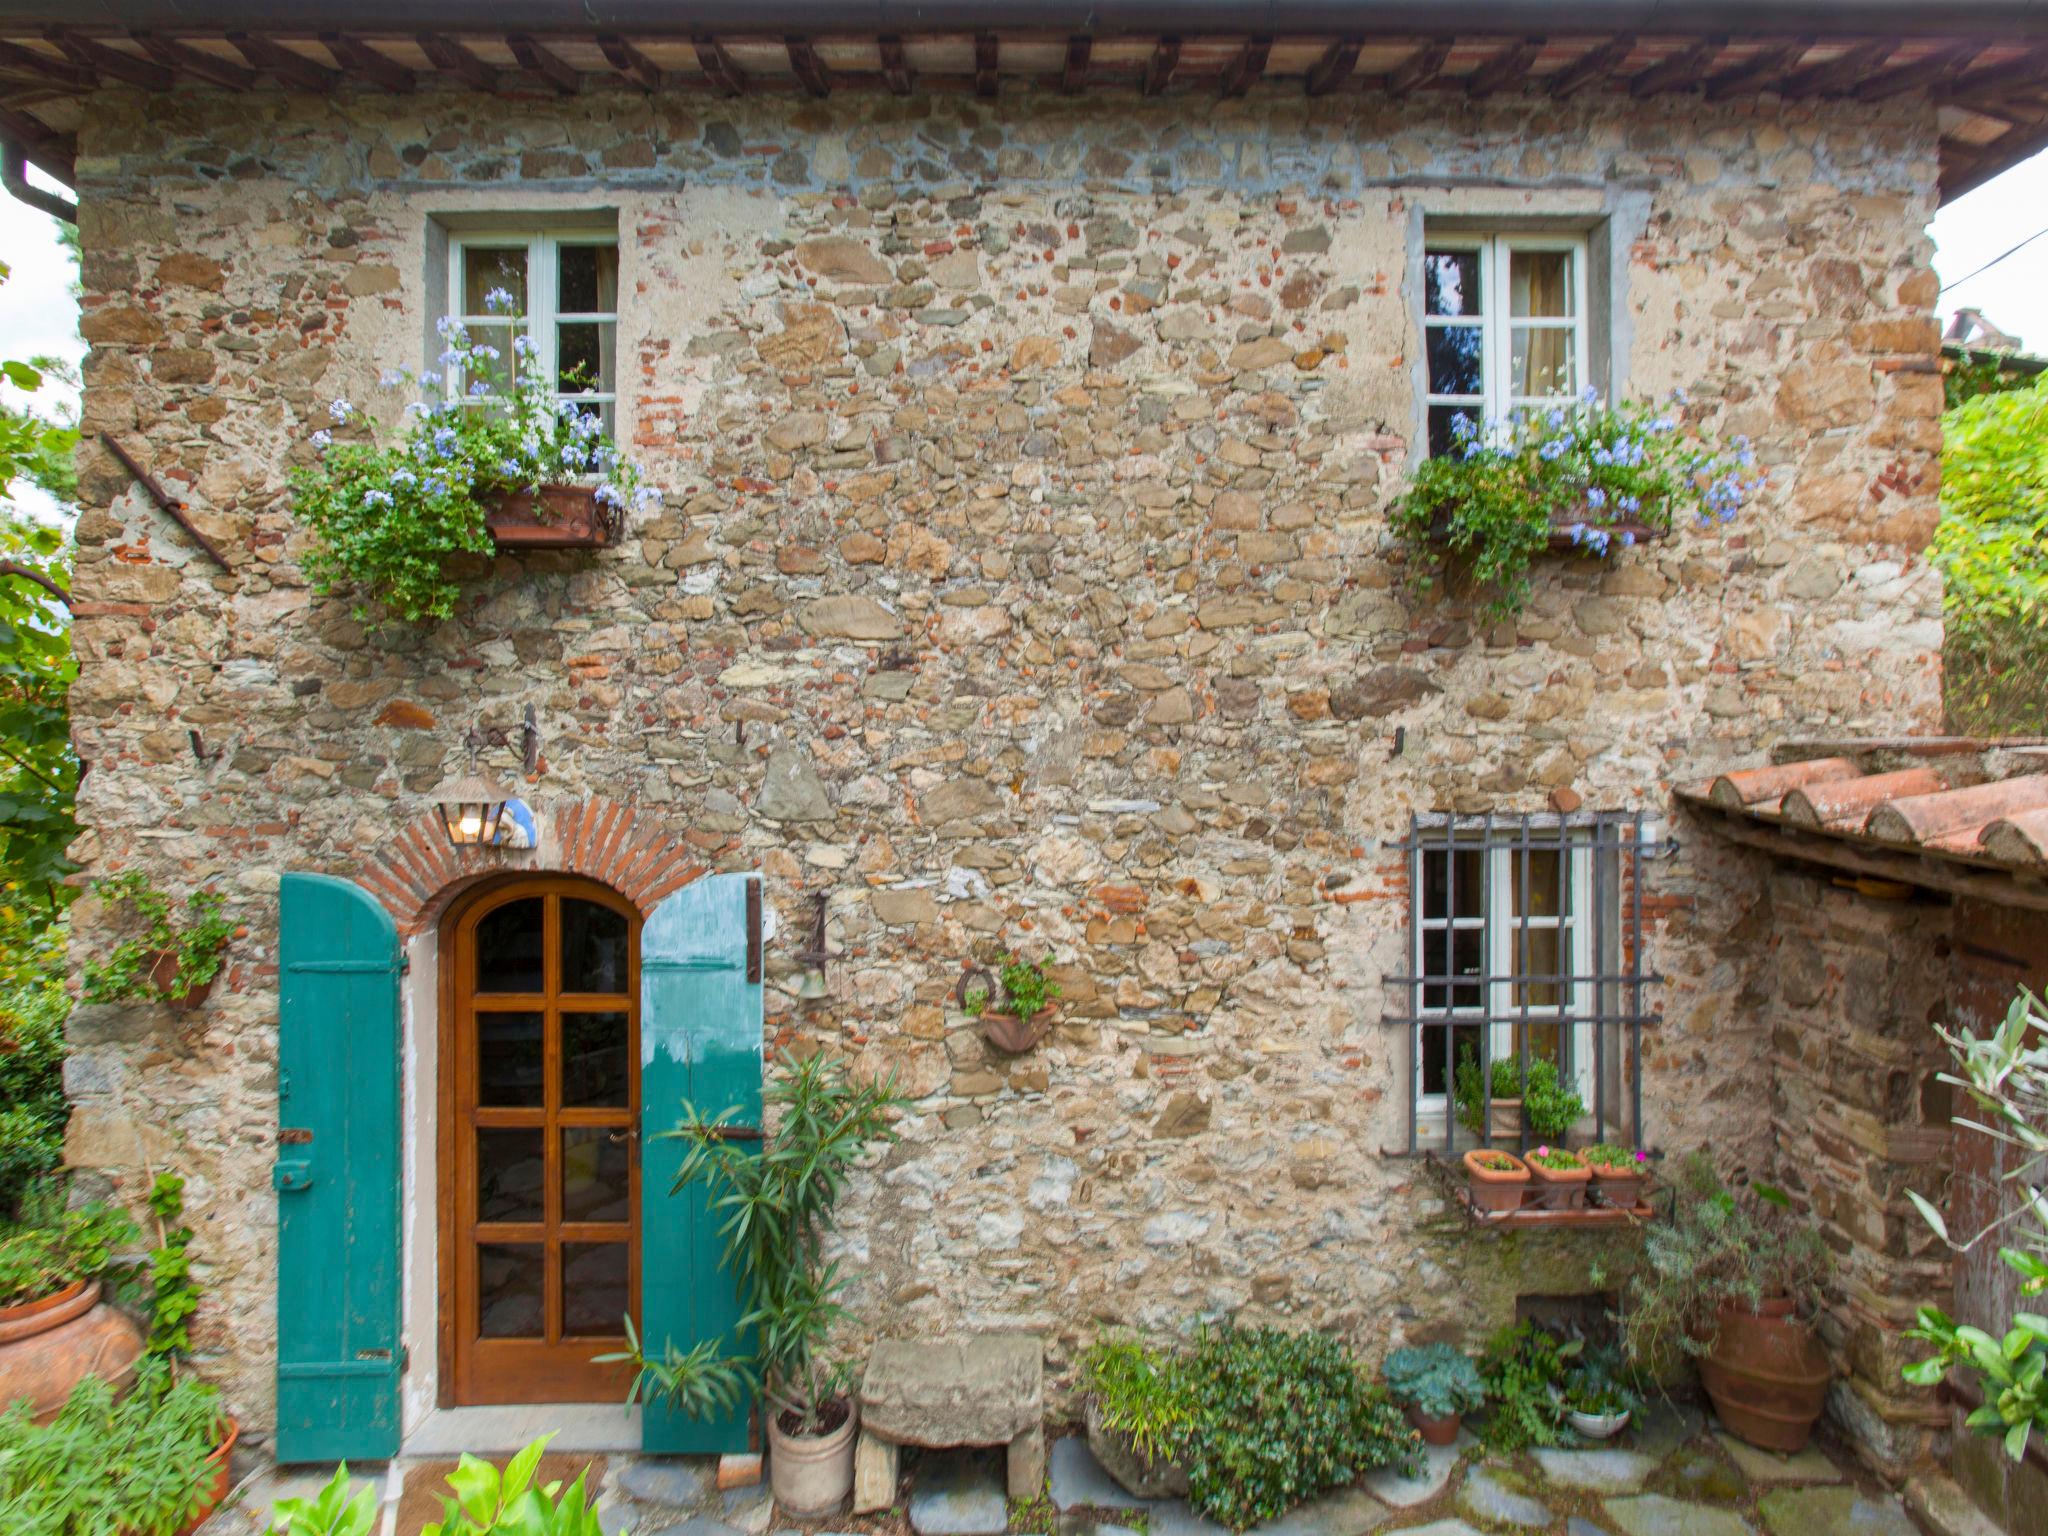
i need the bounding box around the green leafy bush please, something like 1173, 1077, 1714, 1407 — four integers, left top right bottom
0, 1180, 138, 1306
418, 1436, 603, 1536
995, 953, 1060, 1024
79, 872, 234, 1005
1081, 1335, 1195, 1468
267, 1464, 381, 1536
292, 294, 653, 624
0, 966, 68, 1219
0, 1363, 223, 1536
1453, 1048, 1586, 1141
141, 1171, 200, 1359
1562, 1342, 1642, 1419
1476, 1322, 1579, 1451
1935, 374, 2048, 651
1382, 1342, 1485, 1419
1391, 393, 1758, 616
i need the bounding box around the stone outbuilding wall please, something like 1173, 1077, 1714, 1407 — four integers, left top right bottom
61, 79, 1946, 1442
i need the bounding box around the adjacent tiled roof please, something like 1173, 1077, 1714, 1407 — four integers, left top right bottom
1679, 747, 2048, 885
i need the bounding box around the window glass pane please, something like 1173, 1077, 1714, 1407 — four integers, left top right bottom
1428, 405, 1479, 459
478, 1244, 544, 1338
1424, 250, 1482, 317
562, 1244, 628, 1336
1509, 249, 1574, 317
1513, 1022, 1565, 1070
558, 244, 618, 314
555, 321, 616, 396
462, 245, 529, 316
476, 899, 544, 994
1509, 925, 1562, 1009
1510, 328, 1576, 398
1421, 846, 1485, 921
1426, 325, 1484, 397
1510, 849, 1565, 918
561, 900, 629, 994
1424, 927, 1484, 1011
477, 1129, 544, 1223
562, 1010, 629, 1108
476, 1010, 544, 1108
561, 1128, 630, 1223
1422, 1021, 1481, 1098
459, 323, 523, 392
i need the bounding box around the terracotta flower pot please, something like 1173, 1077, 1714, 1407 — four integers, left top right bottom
1405, 1404, 1463, 1446
485, 484, 619, 550
0, 1279, 147, 1424
174, 1417, 240, 1536
980, 1008, 1054, 1055
1086, 1398, 1190, 1499
1587, 1157, 1647, 1211
1697, 1296, 1831, 1453
1525, 1157, 1592, 1210
768, 1399, 858, 1517
1461, 1149, 1531, 1214
147, 949, 213, 1011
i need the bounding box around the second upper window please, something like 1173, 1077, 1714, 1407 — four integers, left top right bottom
1423, 234, 1588, 456
450, 232, 619, 432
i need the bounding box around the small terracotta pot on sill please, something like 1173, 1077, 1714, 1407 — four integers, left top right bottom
147, 950, 213, 1012
1525, 1157, 1592, 1210
485, 484, 620, 550
1587, 1157, 1648, 1211
1461, 1148, 1530, 1214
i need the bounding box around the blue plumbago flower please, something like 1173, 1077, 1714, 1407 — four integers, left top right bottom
310, 429, 332, 449
1620, 530, 1635, 547
1672, 386, 1689, 404
1581, 384, 1600, 406
1547, 408, 1566, 430
473, 345, 501, 362
632, 486, 662, 511
432, 425, 460, 455
469, 380, 493, 397
329, 398, 354, 424
423, 475, 449, 497
1462, 438, 1484, 459
484, 286, 517, 314
435, 316, 460, 338
513, 333, 537, 357
594, 482, 625, 509
380, 368, 408, 389
362, 489, 393, 509
498, 459, 522, 477
1451, 412, 1478, 441
391, 467, 418, 487
1539, 437, 1568, 462
1649, 416, 1676, 435
1619, 494, 1642, 515
1587, 487, 1607, 508
439, 348, 467, 368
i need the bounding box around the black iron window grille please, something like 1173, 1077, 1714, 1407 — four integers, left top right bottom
1383, 811, 1675, 1158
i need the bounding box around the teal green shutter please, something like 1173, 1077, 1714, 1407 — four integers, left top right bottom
639, 872, 764, 1454
275, 873, 402, 1463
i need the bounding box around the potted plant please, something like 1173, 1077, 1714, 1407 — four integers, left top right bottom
1390, 390, 1759, 617
1453, 1050, 1586, 1145
79, 874, 234, 1011
1382, 1343, 1485, 1445
268, 1436, 604, 1536
622, 1052, 904, 1516
290, 290, 658, 625
962, 954, 1061, 1054
1476, 1322, 1580, 1452
0, 1182, 145, 1422
1620, 1152, 1832, 1452
1584, 1143, 1651, 1211
1561, 1344, 1639, 1440
1525, 1146, 1591, 1210
1460, 1147, 1530, 1214
1080, 1336, 1192, 1499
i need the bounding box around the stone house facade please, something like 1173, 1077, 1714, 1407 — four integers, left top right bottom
6, 2, 2046, 1475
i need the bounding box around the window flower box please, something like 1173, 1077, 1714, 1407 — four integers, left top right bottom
484, 484, 623, 550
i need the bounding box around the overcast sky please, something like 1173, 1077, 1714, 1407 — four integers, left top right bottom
5, 146, 2048, 522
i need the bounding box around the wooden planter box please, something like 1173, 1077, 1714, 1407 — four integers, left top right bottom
485, 485, 620, 550
1428, 508, 1670, 556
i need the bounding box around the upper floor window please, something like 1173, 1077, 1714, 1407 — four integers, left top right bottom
450, 232, 618, 432
1423, 235, 1588, 456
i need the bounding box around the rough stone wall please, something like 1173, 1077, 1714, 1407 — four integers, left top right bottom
60, 81, 1946, 1439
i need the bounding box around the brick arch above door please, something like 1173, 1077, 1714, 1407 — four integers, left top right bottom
359, 795, 710, 936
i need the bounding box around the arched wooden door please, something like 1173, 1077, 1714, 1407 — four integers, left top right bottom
441, 877, 640, 1404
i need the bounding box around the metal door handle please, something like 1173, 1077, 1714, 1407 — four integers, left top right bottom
607, 1129, 637, 1145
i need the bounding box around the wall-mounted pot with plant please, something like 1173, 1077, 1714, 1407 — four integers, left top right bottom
1584, 1143, 1651, 1211
958, 954, 1062, 1055
1525, 1147, 1591, 1210
79, 873, 235, 1011
1453, 1048, 1586, 1147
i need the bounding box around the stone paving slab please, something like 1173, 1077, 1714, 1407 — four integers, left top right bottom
619, 1459, 720, 1508
1456, 1465, 1549, 1530
1603, 1493, 1758, 1536
1146, 1500, 1232, 1536
1387, 1522, 1484, 1536
1530, 1447, 1659, 1494
909, 1452, 1010, 1536
641, 1518, 744, 1536
1363, 1431, 1472, 1509
1568, 1519, 1618, 1536
1657, 1443, 1749, 1504
1049, 1434, 1159, 1513
1710, 1437, 1844, 1488
1246, 1485, 1389, 1536
1755, 1487, 1917, 1536
1630, 1403, 1706, 1463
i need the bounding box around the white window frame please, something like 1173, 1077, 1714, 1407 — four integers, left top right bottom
1412, 837, 1598, 1122
447, 230, 618, 422
1423, 232, 1591, 453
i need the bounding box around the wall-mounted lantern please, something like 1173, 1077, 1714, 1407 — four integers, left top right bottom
434, 770, 512, 847
794, 891, 831, 1001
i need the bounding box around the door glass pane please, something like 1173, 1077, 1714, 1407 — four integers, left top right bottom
1426, 325, 1484, 397
562, 1010, 629, 1108
476, 1010, 544, 1108
1509, 249, 1574, 317
561, 1128, 630, 1223
561, 900, 629, 994
476, 899, 544, 993
462, 245, 529, 316
477, 1244, 544, 1338
477, 1129, 545, 1223
1424, 250, 1482, 317
557, 244, 618, 314
1510, 328, 1576, 397
562, 1243, 628, 1336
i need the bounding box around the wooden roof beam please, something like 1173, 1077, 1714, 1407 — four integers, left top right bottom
1220, 36, 1271, 97
1304, 38, 1360, 98
228, 33, 339, 92
0, 39, 92, 89
1702, 37, 1810, 100
0, 101, 73, 172
322, 33, 415, 93
1062, 35, 1091, 94
1630, 36, 1727, 95
1467, 36, 1544, 96
975, 33, 998, 98
1384, 39, 1451, 97
507, 33, 579, 95
131, 32, 255, 90
693, 35, 745, 97
1548, 35, 1636, 97
1777, 37, 1897, 97
878, 36, 911, 95
418, 33, 501, 92
1143, 36, 1180, 96
598, 35, 662, 92
786, 36, 829, 98
1856, 41, 1982, 101
49, 27, 174, 90
1938, 46, 2048, 102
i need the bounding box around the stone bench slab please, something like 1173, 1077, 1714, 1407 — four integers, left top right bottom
860, 1333, 1043, 1447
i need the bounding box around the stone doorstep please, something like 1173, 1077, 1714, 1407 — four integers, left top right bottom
1900, 1473, 2007, 1536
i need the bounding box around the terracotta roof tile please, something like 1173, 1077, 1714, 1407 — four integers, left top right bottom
1780, 767, 1948, 829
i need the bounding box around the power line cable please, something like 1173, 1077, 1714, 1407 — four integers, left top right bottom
1941, 223, 2048, 293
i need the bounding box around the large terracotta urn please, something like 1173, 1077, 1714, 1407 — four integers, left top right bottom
0, 1279, 147, 1422
1696, 1296, 1831, 1453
